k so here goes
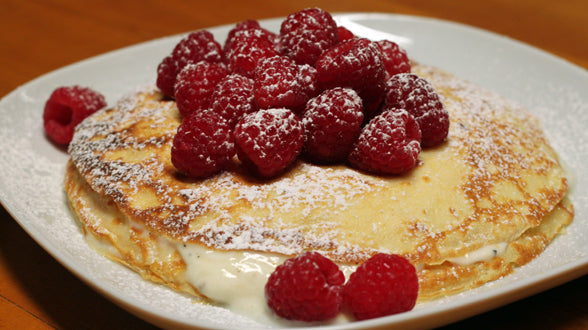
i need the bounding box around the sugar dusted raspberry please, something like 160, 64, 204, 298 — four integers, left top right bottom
315, 38, 387, 119
297, 63, 321, 106
156, 55, 178, 99
337, 26, 355, 41
375, 40, 411, 76
254, 56, 319, 113
174, 61, 228, 117
225, 20, 263, 45
265, 252, 345, 321
224, 20, 277, 55
316, 38, 384, 91
384, 73, 449, 147
210, 74, 257, 127
43, 86, 106, 145
224, 28, 280, 78
279, 8, 339, 66
234, 109, 304, 178
156, 30, 223, 98
171, 111, 235, 179
344, 253, 418, 320
348, 109, 421, 175
171, 30, 224, 68
302, 87, 364, 163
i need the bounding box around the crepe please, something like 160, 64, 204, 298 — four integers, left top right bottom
65, 63, 573, 316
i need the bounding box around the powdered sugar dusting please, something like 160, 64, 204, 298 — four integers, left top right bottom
69, 90, 176, 203
179, 163, 380, 256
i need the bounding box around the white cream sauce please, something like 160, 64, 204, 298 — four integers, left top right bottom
177, 244, 285, 322
447, 242, 507, 266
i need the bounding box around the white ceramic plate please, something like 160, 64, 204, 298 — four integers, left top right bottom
0, 13, 586, 329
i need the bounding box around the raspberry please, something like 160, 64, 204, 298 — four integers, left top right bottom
315, 38, 384, 91
375, 40, 411, 77
224, 28, 280, 78
337, 26, 355, 41
358, 83, 388, 122
171, 111, 235, 179
225, 20, 263, 47
171, 30, 224, 68
43, 86, 106, 145
302, 87, 364, 163
174, 61, 228, 117
384, 73, 449, 147
265, 252, 345, 321
297, 63, 321, 105
344, 253, 418, 320
279, 8, 339, 66
234, 109, 304, 178
254, 56, 319, 113
224, 20, 277, 55
348, 109, 421, 175
156, 55, 178, 99
210, 74, 257, 127
315, 38, 387, 119
156, 30, 223, 98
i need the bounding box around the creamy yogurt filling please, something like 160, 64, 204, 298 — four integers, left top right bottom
178, 245, 285, 319
447, 243, 508, 266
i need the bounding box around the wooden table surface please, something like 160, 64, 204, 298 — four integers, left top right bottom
1, 0, 586, 329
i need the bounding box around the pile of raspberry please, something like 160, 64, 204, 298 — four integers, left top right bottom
161, 8, 449, 179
